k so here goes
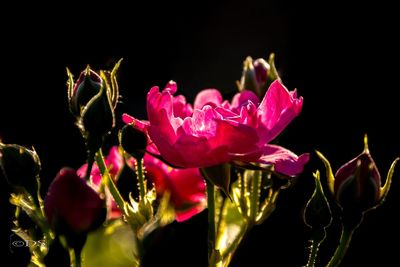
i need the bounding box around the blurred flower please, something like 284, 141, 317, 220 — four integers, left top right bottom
78, 146, 206, 222
44, 167, 106, 233
0, 143, 41, 199
124, 80, 309, 176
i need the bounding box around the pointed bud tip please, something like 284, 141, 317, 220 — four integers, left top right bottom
363, 134, 369, 154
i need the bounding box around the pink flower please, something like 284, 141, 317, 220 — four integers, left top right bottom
144, 147, 206, 222
78, 146, 206, 222
44, 168, 106, 233
124, 80, 309, 176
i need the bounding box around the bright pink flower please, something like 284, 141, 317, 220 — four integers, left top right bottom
78, 146, 206, 222
124, 80, 309, 176
44, 168, 105, 233
143, 147, 206, 222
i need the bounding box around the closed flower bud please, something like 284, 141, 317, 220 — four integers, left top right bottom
119, 124, 147, 159
67, 60, 122, 141
81, 81, 115, 138
238, 54, 280, 97
68, 66, 102, 117
334, 144, 381, 212
44, 167, 106, 234
303, 171, 332, 230
317, 135, 399, 216
0, 143, 40, 196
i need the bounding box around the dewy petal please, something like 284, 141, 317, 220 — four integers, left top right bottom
257, 80, 303, 143
194, 89, 223, 110
258, 144, 310, 176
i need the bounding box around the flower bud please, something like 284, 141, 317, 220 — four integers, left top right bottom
303, 171, 332, 230
0, 143, 40, 196
67, 60, 122, 140
317, 135, 399, 215
334, 143, 381, 212
68, 66, 102, 117
238, 54, 281, 97
119, 124, 147, 159
81, 81, 115, 138
44, 167, 106, 234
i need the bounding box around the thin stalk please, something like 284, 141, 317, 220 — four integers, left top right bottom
326, 225, 355, 267
135, 158, 146, 201
95, 149, 125, 213
206, 179, 216, 261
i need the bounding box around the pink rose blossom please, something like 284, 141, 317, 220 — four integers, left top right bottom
124, 80, 309, 176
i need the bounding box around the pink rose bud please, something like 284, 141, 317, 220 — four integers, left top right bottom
317, 135, 399, 216
334, 139, 381, 212
239, 56, 271, 96
44, 167, 106, 234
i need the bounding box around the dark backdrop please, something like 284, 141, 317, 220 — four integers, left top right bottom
1, 1, 399, 266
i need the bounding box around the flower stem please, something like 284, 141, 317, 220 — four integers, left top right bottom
135, 158, 146, 202
206, 179, 216, 263
69, 248, 82, 267
304, 227, 327, 267
84, 150, 95, 182
306, 238, 322, 267
95, 149, 126, 213
326, 225, 355, 267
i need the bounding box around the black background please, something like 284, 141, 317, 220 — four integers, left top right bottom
1, 1, 399, 266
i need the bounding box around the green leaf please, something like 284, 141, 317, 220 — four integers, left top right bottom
216, 195, 247, 264
315, 150, 335, 195
379, 157, 399, 203
82, 220, 139, 267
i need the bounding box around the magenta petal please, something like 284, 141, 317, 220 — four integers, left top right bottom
257, 80, 303, 142
164, 80, 177, 94
194, 89, 223, 110
258, 144, 309, 176
175, 206, 206, 222
231, 90, 260, 111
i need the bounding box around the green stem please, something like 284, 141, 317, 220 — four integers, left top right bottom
206, 179, 216, 263
249, 171, 261, 220
305, 227, 327, 267
84, 150, 95, 182
135, 158, 146, 201
69, 248, 82, 267
326, 225, 355, 267
95, 149, 126, 214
